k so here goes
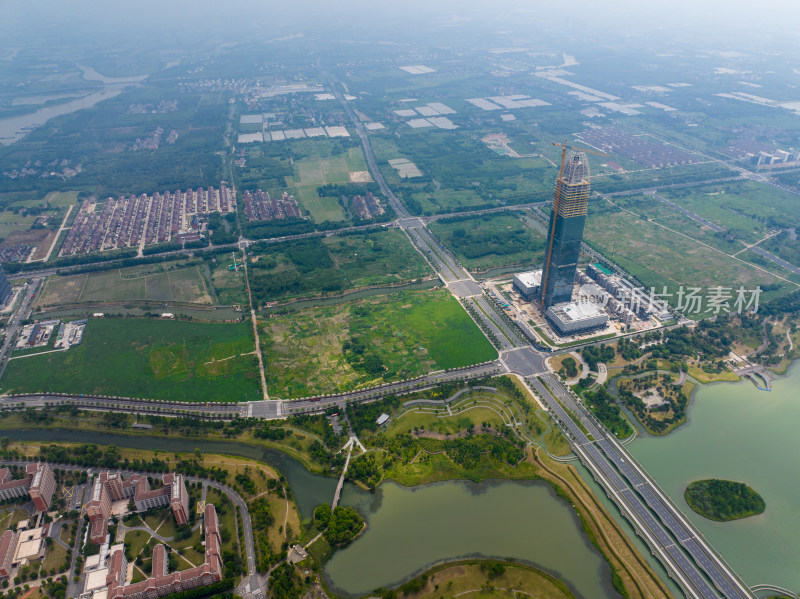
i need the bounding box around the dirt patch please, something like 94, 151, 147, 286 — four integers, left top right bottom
30, 229, 58, 260
348, 170, 373, 182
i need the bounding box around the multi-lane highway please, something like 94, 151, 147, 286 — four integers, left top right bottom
0, 73, 759, 599
331, 78, 754, 598
528, 373, 753, 599
0, 359, 502, 420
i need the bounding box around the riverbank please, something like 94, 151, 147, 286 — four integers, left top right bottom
0, 411, 669, 599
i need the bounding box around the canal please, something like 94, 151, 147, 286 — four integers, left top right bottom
1, 429, 617, 598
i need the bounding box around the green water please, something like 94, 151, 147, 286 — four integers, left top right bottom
329, 480, 615, 598
2, 430, 615, 597
629, 363, 800, 590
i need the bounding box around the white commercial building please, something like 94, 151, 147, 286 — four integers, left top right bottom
513, 270, 542, 301
546, 301, 609, 336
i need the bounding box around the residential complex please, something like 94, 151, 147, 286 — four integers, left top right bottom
82, 504, 223, 599
87, 471, 190, 544
351, 191, 385, 220
242, 189, 302, 222
0, 266, 12, 307
59, 185, 236, 257
0, 530, 17, 579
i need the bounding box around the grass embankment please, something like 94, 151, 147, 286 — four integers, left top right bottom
1, 317, 261, 402
384, 559, 576, 599
532, 448, 672, 599
687, 365, 740, 383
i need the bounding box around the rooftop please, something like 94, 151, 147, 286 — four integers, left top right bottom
514, 270, 542, 287
552, 301, 606, 322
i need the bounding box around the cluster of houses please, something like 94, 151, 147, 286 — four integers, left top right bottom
59, 185, 236, 257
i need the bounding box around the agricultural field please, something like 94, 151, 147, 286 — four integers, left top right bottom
261, 289, 496, 398
0, 192, 77, 259
295, 187, 344, 222
585, 204, 794, 307
658, 181, 800, 268
238, 140, 374, 225
0, 318, 260, 401
369, 132, 557, 215
429, 212, 546, 271
34, 261, 216, 310
248, 229, 433, 306
288, 146, 370, 222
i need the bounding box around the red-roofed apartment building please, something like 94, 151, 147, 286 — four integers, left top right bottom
0, 463, 55, 512
0, 530, 18, 579
28, 462, 55, 513
88, 471, 190, 545
105, 504, 223, 599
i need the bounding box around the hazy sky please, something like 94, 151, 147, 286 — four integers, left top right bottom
4, 0, 800, 54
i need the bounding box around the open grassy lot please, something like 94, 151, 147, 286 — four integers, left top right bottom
41, 543, 68, 572
35, 262, 215, 309
45, 191, 80, 208
248, 229, 433, 306
295, 186, 345, 222
281, 146, 371, 222
430, 212, 546, 271
261, 289, 496, 398
0, 317, 260, 401
585, 203, 793, 307
124, 529, 154, 559
610, 194, 765, 254
208, 255, 248, 306
0, 210, 37, 238
662, 180, 800, 231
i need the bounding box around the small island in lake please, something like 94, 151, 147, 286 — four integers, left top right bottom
684, 479, 766, 522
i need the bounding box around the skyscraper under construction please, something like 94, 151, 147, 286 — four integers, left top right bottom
539, 149, 591, 309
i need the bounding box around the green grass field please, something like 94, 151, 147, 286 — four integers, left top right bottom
1, 318, 260, 401
295, 186, 345, 222
248, 229, 433, 306
261, 289, 496, 398
0, 211, 36, 238
585, 204, 794, 306
430, 212, 546, 270
46, 191, 80, 208
36, 263, 215, 309
209, 257, 248, 305
284, 147, 370, 222
662, 181, 800, 231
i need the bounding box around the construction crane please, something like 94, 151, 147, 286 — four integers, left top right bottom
539, 141, 609, 310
